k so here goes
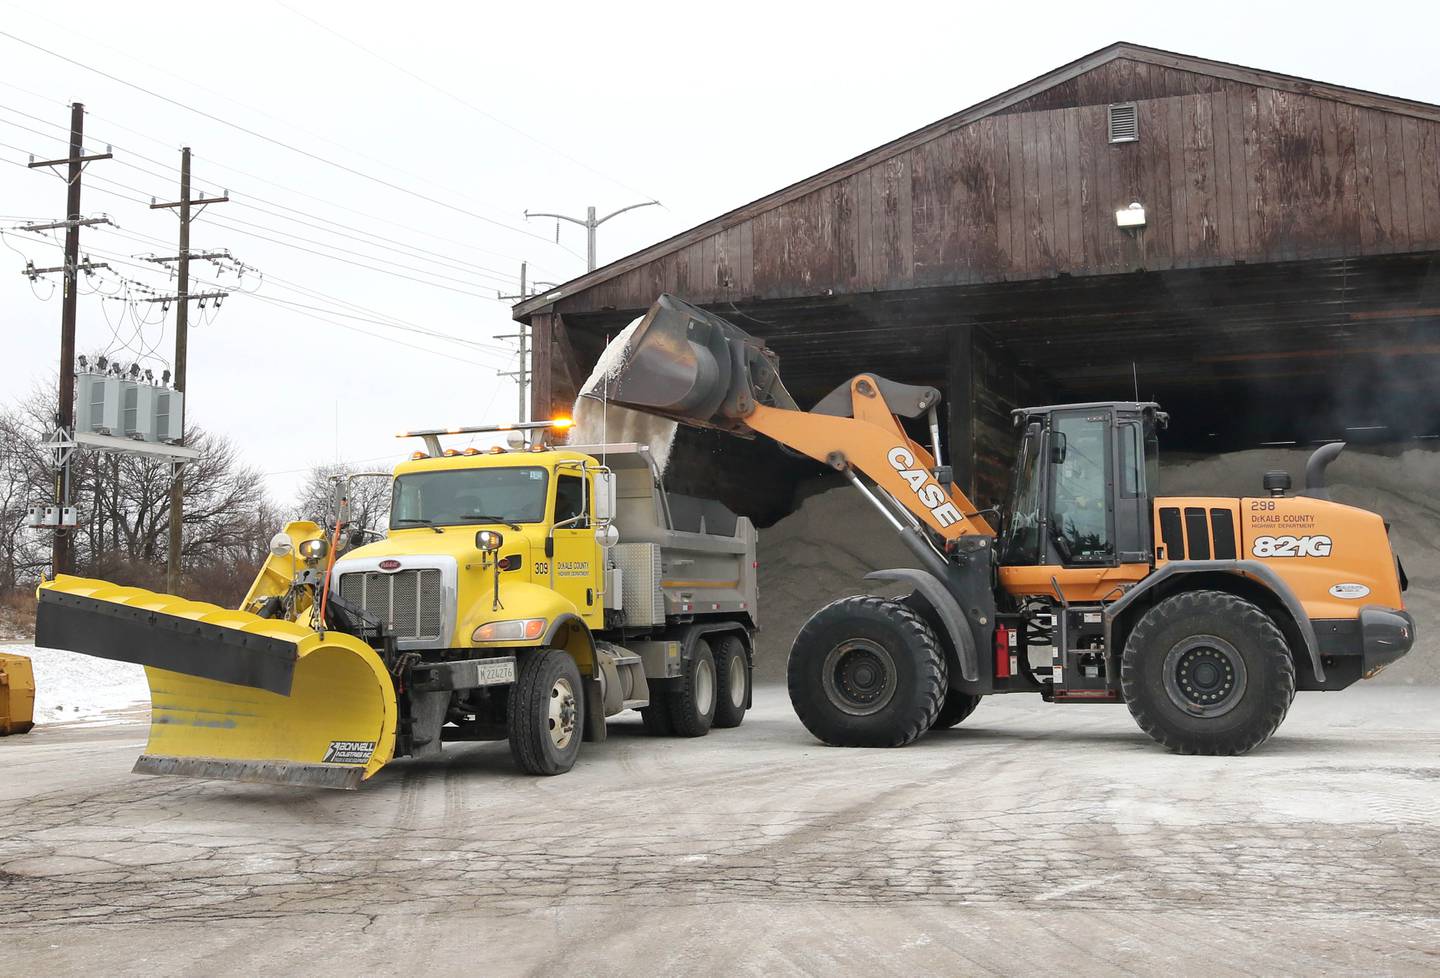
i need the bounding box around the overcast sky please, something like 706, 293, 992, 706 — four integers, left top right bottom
3, 0, 1437, 506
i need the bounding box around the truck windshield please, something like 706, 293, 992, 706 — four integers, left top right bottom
1000, 426, 1042, 566
391, 467, 549, 529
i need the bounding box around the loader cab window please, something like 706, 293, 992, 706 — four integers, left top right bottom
1049, 412, 1114, 564
1000, 423, 1043, 566
554, 473, 588, 526
390, 466, 549, 529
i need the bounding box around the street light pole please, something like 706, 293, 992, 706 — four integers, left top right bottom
524, 201, 660, 272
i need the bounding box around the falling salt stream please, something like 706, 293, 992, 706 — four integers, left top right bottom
566, 315, 678, 471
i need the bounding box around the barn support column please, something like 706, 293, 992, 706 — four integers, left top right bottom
528, 310, 585, 440
948, 325, 1027, 513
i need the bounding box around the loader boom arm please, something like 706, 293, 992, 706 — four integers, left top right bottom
746, 377, 995, 541
599, 294, 995, 542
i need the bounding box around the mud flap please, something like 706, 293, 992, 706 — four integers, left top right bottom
36, 575, 398, 789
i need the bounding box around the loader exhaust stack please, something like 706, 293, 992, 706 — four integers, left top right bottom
599, 294, 797, 431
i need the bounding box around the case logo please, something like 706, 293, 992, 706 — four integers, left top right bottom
887, 447, 962, 527
1252, 535, 1332, 558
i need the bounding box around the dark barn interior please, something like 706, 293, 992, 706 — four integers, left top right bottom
515, 43, 1440, 525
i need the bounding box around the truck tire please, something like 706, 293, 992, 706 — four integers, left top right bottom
639, 697, 674, 736
508, 650, 584, 775
668, 639, 717, 737
787, 596, 946, 748
931, 690, 981, 730
1121, 590, 1295, 756
712, 635, 749, 729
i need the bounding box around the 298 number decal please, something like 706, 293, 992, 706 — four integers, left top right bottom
1252, 534, 1332, 558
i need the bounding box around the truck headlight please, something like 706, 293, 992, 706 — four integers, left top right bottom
298, 538, 329, 561
268, 533, 293, 557
473, 618, 547, 642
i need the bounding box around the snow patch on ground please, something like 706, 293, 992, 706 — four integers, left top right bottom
567, 315, 678, 471
2, 643, 150, 725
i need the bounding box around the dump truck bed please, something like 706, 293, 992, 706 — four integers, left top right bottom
570, 442, 758, 629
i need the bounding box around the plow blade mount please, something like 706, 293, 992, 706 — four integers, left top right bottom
601, 293, 797, 431
36, 575, 397, 789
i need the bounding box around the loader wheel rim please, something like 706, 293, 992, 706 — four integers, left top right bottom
1163, 635, 1247, 718
728, 654, 747, 708
548, 676, 579, 750
821, 639, 896, 716
695, 658, 715, 716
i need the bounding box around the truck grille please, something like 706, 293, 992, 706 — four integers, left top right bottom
338, 568, 445, 642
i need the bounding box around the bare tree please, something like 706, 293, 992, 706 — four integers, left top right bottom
292, 462, 393, 536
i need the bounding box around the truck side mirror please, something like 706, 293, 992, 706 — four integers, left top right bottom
593, 470, 616, 522
1049, 431, 1067, 464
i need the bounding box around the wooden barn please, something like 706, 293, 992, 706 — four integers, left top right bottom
513, 42, 1440, 523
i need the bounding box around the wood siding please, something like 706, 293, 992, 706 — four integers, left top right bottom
547, 61, 1440, 320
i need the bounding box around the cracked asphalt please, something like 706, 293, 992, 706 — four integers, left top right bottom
1, 685, 1438, 976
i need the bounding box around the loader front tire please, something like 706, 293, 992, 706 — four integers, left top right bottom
712, 635, 749, 729
508, 650, 584, 775
667, 639, 717, 737
1121, 590, 1295, 756
788, 596, 946, 748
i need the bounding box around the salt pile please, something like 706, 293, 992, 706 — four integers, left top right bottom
567, 315, 678, 470
754, 449, 1439, 686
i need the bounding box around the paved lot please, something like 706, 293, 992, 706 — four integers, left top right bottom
1, 685, 1437, 976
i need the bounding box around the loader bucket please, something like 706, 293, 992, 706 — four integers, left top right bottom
36, 575, 397, 789
600, 293, 796, 431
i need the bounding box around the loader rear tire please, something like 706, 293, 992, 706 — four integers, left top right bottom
712, 635, 749, 729
508, 650, 584, 775
1121, 590, 1295, 756
931, 690, 981, 730
787, 596, 946, 748
667, 640, 717, 737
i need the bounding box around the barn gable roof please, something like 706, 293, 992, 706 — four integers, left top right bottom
514, 41, 1440, 320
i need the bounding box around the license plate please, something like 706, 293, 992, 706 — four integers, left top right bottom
473, 658, 516, 686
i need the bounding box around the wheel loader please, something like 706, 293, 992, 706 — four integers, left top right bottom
594, 294, 1415, 754
34, 431, 757, 787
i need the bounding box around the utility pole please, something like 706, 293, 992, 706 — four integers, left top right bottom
149, 148, 229, 593
496, 262, 561, 428
524, 201, 660, 271
24, 103, 111, 577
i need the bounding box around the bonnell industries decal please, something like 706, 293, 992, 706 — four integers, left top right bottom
323, 741, 376, 764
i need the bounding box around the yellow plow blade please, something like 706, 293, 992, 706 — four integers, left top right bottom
36, 575, 397, 789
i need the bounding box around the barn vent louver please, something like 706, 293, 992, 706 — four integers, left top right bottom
1108, 103, 1138, 143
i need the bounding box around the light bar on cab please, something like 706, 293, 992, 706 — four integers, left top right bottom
395, 418, 573, 439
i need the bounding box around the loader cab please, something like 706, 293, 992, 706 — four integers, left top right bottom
998, 402, 1164, 570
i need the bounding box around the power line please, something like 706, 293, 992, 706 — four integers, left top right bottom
0, 28, 566, 247
1, 94, 580, 276
272, 1, 662, 205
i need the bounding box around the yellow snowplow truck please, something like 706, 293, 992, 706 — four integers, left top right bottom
597, 294, 1415, 756
35, 432, 758, 788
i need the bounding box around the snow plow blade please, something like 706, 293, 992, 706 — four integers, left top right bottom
35, 575, 397, 789
600, 293, 796, 431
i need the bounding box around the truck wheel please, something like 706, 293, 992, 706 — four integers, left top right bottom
1121, 590, 1295, 755
639, 697, 674, 736
787, 596, 946, 748
667, 639, 717, 737
712, 635, 749, 729
931, 690, 981, 730
508, 650, 584, 775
